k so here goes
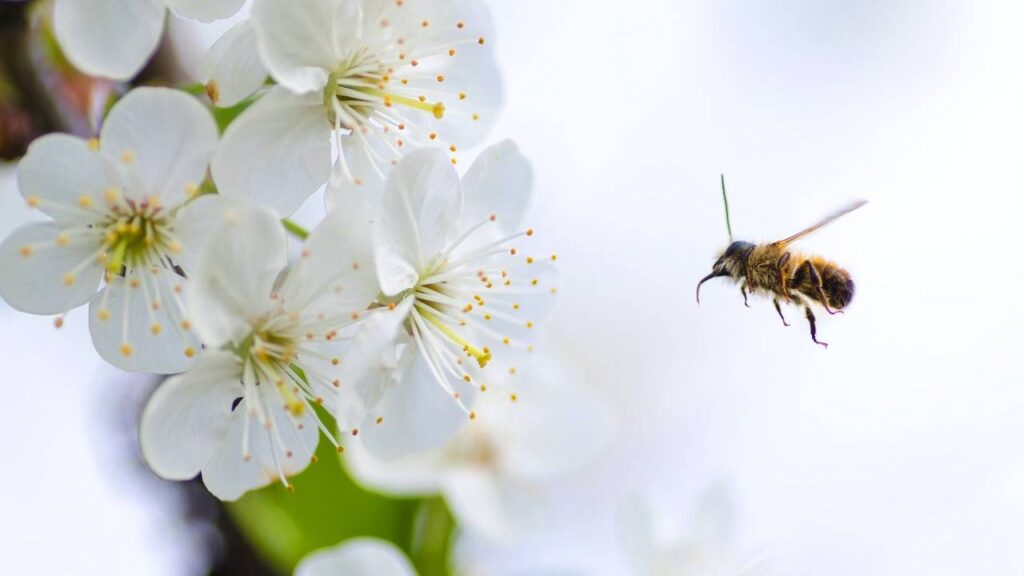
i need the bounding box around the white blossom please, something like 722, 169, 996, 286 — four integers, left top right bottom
139, 201, 386, 500
345, 358, 610, 542
0, 87, 222, 373
296, 538, 416, 576
336, 141, 557, 460
53, 0, 246, 80
623, 486, 768, 576
211, 0, 503, 216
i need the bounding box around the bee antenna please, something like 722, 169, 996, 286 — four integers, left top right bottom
720, 174, 733, 242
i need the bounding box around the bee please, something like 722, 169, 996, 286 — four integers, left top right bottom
696, 175, 866, 348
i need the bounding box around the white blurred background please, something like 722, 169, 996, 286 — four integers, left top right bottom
4, 0, 1024, 574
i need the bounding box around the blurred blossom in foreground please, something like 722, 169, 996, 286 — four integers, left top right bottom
623, 485, 768, 576
211, 0, 503, 215
0, 88, 218, 373
53, 0, 244, 80
345, 356, 610, 542
140, 201, 383, 500
296, 538, 416, 576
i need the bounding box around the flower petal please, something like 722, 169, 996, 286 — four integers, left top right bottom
186, 203, 287, 347
164, 0, 245, 22
201, 391, 320, 501
198, 19, 268, 108
53, 0, 166, 80
100, 87, 219, 206
493, 360, 611, 482
280, 201, 378, 314
212, 86, 332, 216
459, 140, 533, 237
0, 222, 104, 314
360, 345, 474, 460
343, 437, 444, 496
295, 538, 416, 576
88, 272, 201, 374
250, 0, 362, 93
375, 149, 460, 296
171, 193, 248, 274
16, 134, 113, 226
330, 299, 412, 433
441, 468, 541, 542
139, 351, 242, 481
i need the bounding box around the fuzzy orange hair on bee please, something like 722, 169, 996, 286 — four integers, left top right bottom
696, 175, 866, 348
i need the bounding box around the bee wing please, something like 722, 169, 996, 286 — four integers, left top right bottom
770, 199, 868, 249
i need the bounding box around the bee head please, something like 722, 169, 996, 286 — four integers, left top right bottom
697, 240, 754, 304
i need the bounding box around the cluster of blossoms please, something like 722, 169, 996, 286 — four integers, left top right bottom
3, 0, 604, 542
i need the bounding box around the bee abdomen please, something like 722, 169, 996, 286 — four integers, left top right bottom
791, 258, 855, 309
819, 263, 855, 309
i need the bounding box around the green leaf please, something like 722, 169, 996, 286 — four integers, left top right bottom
226, 439, 455, 575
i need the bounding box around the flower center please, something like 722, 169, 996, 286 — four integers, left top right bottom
99, 193, 178, 276
236, 320, 307, 417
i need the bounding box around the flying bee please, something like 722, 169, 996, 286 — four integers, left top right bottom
696, 175, 867, 348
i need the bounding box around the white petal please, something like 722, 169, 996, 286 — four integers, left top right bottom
360, 346, 474, 460
201, 392, 320, 501
16, 134, 113, 226
164, 0, 245, 22
88, 273, 200, 374
494, 360, 611, 482
100, 87, 219, 206
212, 86, 332, 216
53, 0, 166, 80
331, 300, 411, 432
139, 351, 242, 480
279, 201, 379, 316
198, 19, 268, 108
328, 128, 396, 207
459, 140, 533, 237
441, 469, 542, 542
186, 203, 287, 347
295, 538, 416, 576
250, 0, 362, 93
0, 223, 104, 314
171, 193, 248, 273
343, 437, 444, 496
375, 149, 460, 296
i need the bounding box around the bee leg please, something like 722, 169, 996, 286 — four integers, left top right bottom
804, 261, 841, 315
772, 297, 790, 326
740, 283, 751, 308
803, 305, 828, 348
777, 252, 792, 301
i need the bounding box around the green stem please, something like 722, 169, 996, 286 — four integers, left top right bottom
282, 219, 309, 241
408, 497, 455, 576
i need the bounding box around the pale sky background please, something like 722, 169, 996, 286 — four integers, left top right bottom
4, 1, 1024, 574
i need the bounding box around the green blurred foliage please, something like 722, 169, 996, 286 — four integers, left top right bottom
227, 439, 454, 575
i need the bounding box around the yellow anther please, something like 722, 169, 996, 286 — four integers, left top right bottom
150, 323, 162, 335
469, 411, 477, 420
56, 233, 70, 247
26, 195, 40, 208
458, 91, 467, 100
205, 81, 220, 104
104, 188, 120, 204
432, 103, 446, 119
119, 343, 134, 357
510, 393, 518, 402
449, 49, 456, 57
18, 246, 32, 257
376, 416, 384, 424
180, 319, 191, 330
472, 113, 480, 121
63, 273, 75, 287
86, 138, 100, 151
184, 347, 195, 358
79, 195, 93, 208
97, 308, 111, 321
478, 36, 486, 45
436, 74, 445, 82
120, 150, 135, 164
